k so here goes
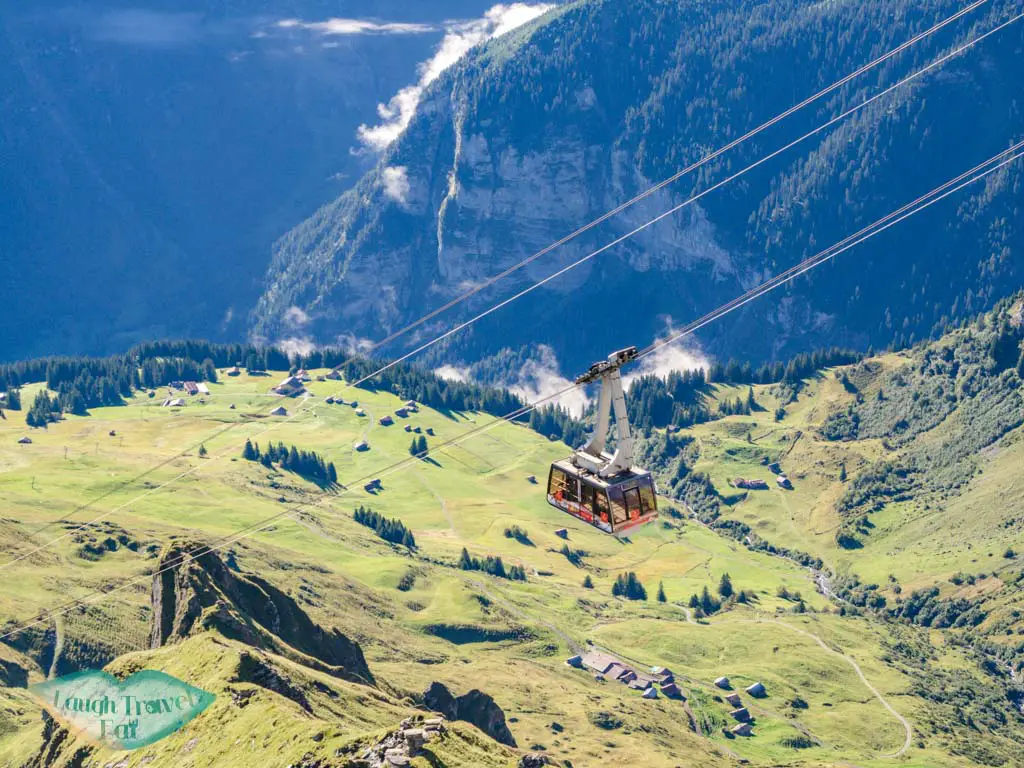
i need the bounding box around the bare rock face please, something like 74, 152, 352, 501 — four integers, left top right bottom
422, 682, 516, 747
0, 658, 28, 687
18, 711, 92, 768
150, 542, 372, 685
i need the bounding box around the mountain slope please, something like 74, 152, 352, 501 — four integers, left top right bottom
256, 0, 1024, 372
0, 1, 503, 361
2, 341, 1023, 765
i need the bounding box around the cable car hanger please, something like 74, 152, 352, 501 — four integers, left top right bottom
547, 346, 658, 537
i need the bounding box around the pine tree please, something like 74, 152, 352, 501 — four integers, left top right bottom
688, 593, 700, 609
409, 438, 419, 456
657, 581, 667, 603
839, 463, 847, 482
5, 388, 21, 410
198, 444, 208, 458
401, 529, 416, 549
718, 573, 733, 599
459, 547, 474, 570
583, 575, 594, 589
1017, 349, 1024, 379
202, 358, 218, 382
700, 585, 720, 615
328, 462, 338, 485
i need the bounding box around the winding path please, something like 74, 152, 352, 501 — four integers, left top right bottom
734, 617, 912, 758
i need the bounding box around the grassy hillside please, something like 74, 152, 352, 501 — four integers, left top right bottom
0, 336, 1021, 765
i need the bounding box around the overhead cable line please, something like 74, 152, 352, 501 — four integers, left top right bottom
3, 137, 1021, 644
2, 3, 1017, 573
15, 0, 988, 549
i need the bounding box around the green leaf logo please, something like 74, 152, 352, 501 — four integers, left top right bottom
29, 670, 215, 750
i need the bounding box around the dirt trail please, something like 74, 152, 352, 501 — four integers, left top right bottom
732, 617, 912, 759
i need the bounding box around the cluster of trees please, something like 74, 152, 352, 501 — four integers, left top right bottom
139, 358, 216, 389
130, 340, 290, 371
340, 357, 523, 419
408, 435, 429, 456
890, 586, 986, 629
612, 572, 647, 600
1, 341, 232, 424
353, 505, 416, 549
503, 525, 533, 545
558, 544, 585, 566
3, 388, 21, 410
627, 369, 711, 433
26, 391, 60, 427
706, 348, 863, 386
717, 390, 756, 417
528, 404, 587, 448
242, 440, 338, 486
686, 574, 753, 617
458, 548, 527, 581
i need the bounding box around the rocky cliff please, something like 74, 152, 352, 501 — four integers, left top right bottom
423, 681, 517, 747
151, 542, 373, 685
256, 0, 1023, 372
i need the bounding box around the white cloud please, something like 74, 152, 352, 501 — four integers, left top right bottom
509, 345, 590, 417
334, 333, 376, 356
381, 166, 411, 204
278, 337, 316, 358
623, 320, 710, 390
284, 305, 311, 329
275, 18, 435, 35
434, 364, 470, 383
358, 3, 554, 151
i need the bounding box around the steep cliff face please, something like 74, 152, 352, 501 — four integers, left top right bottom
256, 0, 1023, 371
423, 681, 517, 747
151, 542, 373, 685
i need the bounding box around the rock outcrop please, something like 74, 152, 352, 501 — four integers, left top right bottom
0, 657, 29, 688
151, 542, 372, 685
19, 712, 92, 768
422, 681, 516, 747
350, 715, 447, 767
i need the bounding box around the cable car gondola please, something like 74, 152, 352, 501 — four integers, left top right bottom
546, 346, 658, 536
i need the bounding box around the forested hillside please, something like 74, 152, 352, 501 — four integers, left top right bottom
257, 0, 1023, 373
0, 0, 502, 361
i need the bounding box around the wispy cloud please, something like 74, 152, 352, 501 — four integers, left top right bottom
381, 166, 411, 204
284, 305, 311, 329
275, 18, 435, 36
623, 320, 710, 389
358, 3, 554, 151
278, 337, 316, 359
434, 364, 471, 383
510, 345, 590, 417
